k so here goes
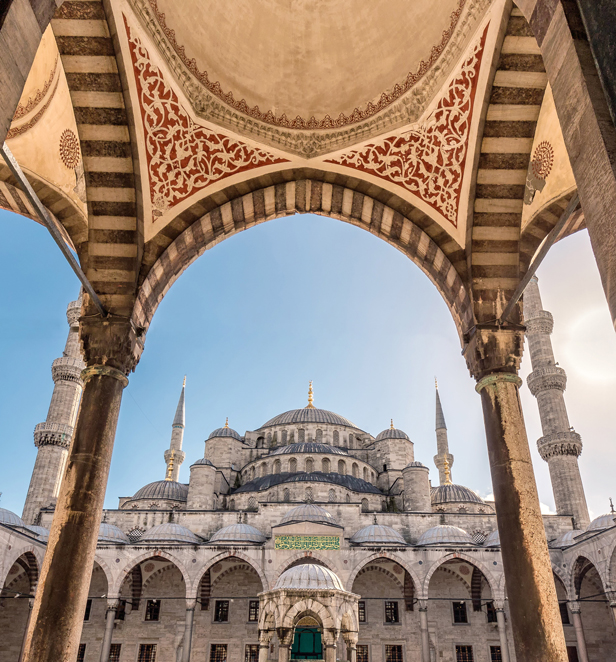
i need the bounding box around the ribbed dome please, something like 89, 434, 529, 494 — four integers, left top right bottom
208, 426, 242, 441
261, 408, 360, 429
0, 508, 26, 528
484, 529, 500, 547
133, 480, 189, 501
141, 523, 200, 543
417, 525, 474, 546
375, 427, 409, 441
587, 513, 616, 531
351, 524, 406, 546
270, 443, 348, 456
275, 563, 344, 590
431, 484, 484, 505
191, 458, 215, 466
550, 530, 583, 548
98, 523, 130, 544
209, 523, 266, 544
25, 525, 50, 541
405, 461, 427, 469
281, 504, 337, 526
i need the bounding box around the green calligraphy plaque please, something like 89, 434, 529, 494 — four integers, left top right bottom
275, 535, 340, 550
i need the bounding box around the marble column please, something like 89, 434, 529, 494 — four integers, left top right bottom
18, 599, 34, 662
325, 643, 337, 662
182, 600, 196, 662
99, 598, 119, 662
495, 604, 510, 662
418, 601, 430, 662
569, 602, 589, 662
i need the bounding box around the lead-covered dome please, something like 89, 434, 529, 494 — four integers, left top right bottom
98, 523, 130, 544
234, 472, 381, 495
270, 443, 347, 456
209, 523, 266, 545
208, 425, 242, 441
550, 530, 583, 548
431, 484, 484, 506
133, 480, 189, 502
484, 529, 500, 548
141, 523, 200, 544
261, 408, 360, 429
587, 513, 616, 531
25, 525, 50, 541
351, 524, 406, 546
417, 525, 474, 546
375, 425, 409, 441
280, 504, 337, 526
0, 508, 26, 529
275, 563, 344, 590
191, 458, 215, 467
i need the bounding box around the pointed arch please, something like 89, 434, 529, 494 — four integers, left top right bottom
347, 552, 421, 598
276, 551, 341, 582
191, 551, 268, 596
0, 544, 44, 592
111, 549, 191, 596
571, 555, 607, 601
422, 552, 500, 601
280, 598, 336, 630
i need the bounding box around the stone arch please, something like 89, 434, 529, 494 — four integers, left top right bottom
276, 551, 341, 581
280, 599, 336, 630
210, 561, 264, 592
133, 180, 473, 344
0, 544, 43, 591
354, 564, 405, 593
571, 555, 606, 601
191, 551, 268, 596
347, 553, 421, 599
1, 550, 40, 596
111, 550, 192, 597
422, 553, 500, 601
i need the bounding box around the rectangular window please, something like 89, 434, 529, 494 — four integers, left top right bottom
116, 600, 126, 622
109, 644, 121, 662
385, 601, 399, 623
77, 644, 86, 662
357, 645, 369, 662
567, 647, 580, 662
358, 601, 366, 623
385, 645, 403, 662
455, 645, 474, 662
210, 644, 228, 662
560, 602, 571, 625
83, 599, 92, 621
452, 601, 468, 624
145, 599, 161, 622
248, 600, 259, 622
214, 600, 229, 622
486, 601, 498, 623
137, 644, 157, 662
245, 644, 259, 662
489, 646, 502, 662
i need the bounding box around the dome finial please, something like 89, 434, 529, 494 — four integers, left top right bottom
306, 381, 315, 409
183, 375, 186, 388
443, 456, 452, 485
224, 417, 229, 429
435, 376, 438, 389
165, 450, 175, 481
390, 419, 394, 430
610, 497, 615, 514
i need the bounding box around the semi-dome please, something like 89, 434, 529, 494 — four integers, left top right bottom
0, 508, 26, 529
375, 425, 410, 441
191, 458, 215, 467
141, 523, 200, 544
208, 425, 242, 441
587, 513, 616, 531
261, 408, 360, 430
275, 563, 344, 590
280, 504, 337, 526
270, 443, 348, 456
550, 530, 583, 548
209, 523, 266, 545
133, 480, 189, 502
351, 524, 406, 546
417, 525, 474, 546
431, 484, 484, 505
484, 529, 500, 547
98, 523, 130, 544
234, 472, 381, 495
25, 525, 50, 541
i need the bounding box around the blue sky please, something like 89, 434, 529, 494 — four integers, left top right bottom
1, 209, 614, 520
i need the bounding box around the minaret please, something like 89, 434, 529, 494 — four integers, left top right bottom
22, 297, 85, 524
164, 377, 186, 482
433, 380, 454, 486
524, 276, 590, 529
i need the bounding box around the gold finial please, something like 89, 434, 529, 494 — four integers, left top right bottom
183, 375, 186, 388
306, 381, 315, 409
435, 377, 438, 389
390, 419, 394, 430
224, 417, 229, 429
165, 450, 175, 481
443, 456, 452, 485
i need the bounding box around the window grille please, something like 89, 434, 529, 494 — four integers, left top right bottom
283, 489, 290, 502
328, 489, 336, 502
245, 645, 259, 662
566, 646, 580, 662
145, 599, 160, 621
109, 644, 122, 662
486, 601, 498, 623
210, 644, 228, 662
455, 645, 474, 662
138, 644, 157, 662
358, 601, 366, 622
385, 645, 403, 662
248, 600, 259, 622
453, 601, 468, 624
559, 602, 570, 625
385, 601, 399, 623
77, 644, 86, 662
489, 646, 502, 662
83, 599, 92, 621
214, 600, 229, 622
357, 645, 369, 662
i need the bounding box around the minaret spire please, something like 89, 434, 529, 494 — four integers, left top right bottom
433, 379, 454, 486
164, 378, 187, 482
524, 277, 589, 528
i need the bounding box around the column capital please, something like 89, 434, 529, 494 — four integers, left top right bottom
80, 316, 143, 376
418, 599, 428, 611
465, 328, 525, 381
568, 601, 582, 614
106, 597, 121, 611
476, 372, 523, 394
185, 598, 197, 611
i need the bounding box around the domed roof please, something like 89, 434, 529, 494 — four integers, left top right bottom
270, 443, 348, 456
133, 480, 189, 501
141, 522, 200, 544
431, 484, 484, 505
25, 525, 50, 541
0, 508, 26, 529
281, 504, 337, 526
234, 472, 381, 495
484, 529, 500, 547
98, 523, 130, 544
209, 523, 266, 544
208, 425, 242, 441
375, 425, 409, 441
275, 563, 344, 590
550, 530, 583, 548
417, 525, 474, 546
191, 458, 215, 467
587, 513, 616, 531
405, 461, 427, 469
350, 524, 406, 546
261, 408, 360, 430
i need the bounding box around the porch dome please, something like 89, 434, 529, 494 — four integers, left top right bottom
350, 524, 406, 546
417, 525, 474, 546
275, 563, 344, 590
587, 513, 616, 531
209, 523, 266, 544
141, 522, 200, 544
280, 504, 337, 526
98, 523, 129, 544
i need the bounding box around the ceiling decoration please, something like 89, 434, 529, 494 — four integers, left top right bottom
12, 56, 58, 122
326, 25, 488, 227
125, 17, 288, 218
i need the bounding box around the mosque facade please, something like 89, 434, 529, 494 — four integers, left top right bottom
1, 280, 616, 662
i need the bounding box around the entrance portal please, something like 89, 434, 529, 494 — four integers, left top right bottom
291, 627, 322, 660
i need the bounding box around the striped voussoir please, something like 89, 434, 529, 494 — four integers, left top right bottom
471, 7, 547, 324
133, 180, 473, 342
52, 0, 138, 316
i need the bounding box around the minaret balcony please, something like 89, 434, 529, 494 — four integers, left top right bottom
524, 310, 554, 336
537, 430, 582, 460
51, 356, 85, 383
527, 365, 566, 395
34, 422, 74, 448
66, 300, 81, 327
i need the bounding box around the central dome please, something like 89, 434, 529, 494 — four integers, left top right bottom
260, 408, 360, 429
275, 563, 344, 590
133, 480, 189, 502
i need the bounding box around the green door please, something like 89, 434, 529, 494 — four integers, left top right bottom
291, 627, 323, 660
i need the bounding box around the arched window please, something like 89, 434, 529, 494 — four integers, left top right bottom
273, 460, 281, 475
371, 472, 375, 483
346, 494, 351, 503
298, 429, 305, 443
250, 466, 256, 481
322, 458, 330, 473
229, 499, 235, 510
283, 489, 290, 502
333, 430, 339, 444
272, 431, 278, 445
361, 499, 369, 513
289, 430, 295, 443
338, 460, 346, 475
348, 434, 354, 449
363, 467, 368, 481
257, 437, 264, 448
248, 497, 257, 511
315, 429, 323, 442
289, 458, 297, 473
305, 458, 314, 473
305, 488, 313, 503
282, 430, 288, 445
261, 463, 268, 477
352, 463, 359, 478
328, 489, 336, 503
267, 432, 272, 445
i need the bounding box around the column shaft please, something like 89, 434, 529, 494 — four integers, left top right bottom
22, 368, 128, 662
571, 608, 590, 662
496, 609, 511, 662
278, 646, 290, 662
419, 607, 430, 662
182, 606, 196, 662
99, 601, 118, 662
476, 373, 567, 661
258, 644, 269, 662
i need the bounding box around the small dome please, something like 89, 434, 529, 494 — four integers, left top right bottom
209, 523, 266, 545
587, 513, 616, 531
141, 523, 200, 544
431, 484, 484, 505
550, 530, 583, 548
375, 427, 409, 441
261, 408, 360, 430
191, 458, 215, 467
280, 504, 337, 526
25, 525, 50, 541
351, 524, 406, 546
405, 461, 427, 469
133, 480, 189, 502
275, 563, 344, 590
270, 443, 348, 456
98, 523, 130, 544
208, 426, 242, 441
417, 525, 474, 546
0, 508, 26, 529
484, 529, 500, 547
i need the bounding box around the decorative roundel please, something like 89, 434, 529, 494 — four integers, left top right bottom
531, 140, 554, 179
459, 565, 470, 575
59, 129, 80, 169
143, 562, 155, 573
212, 563, 222, 573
